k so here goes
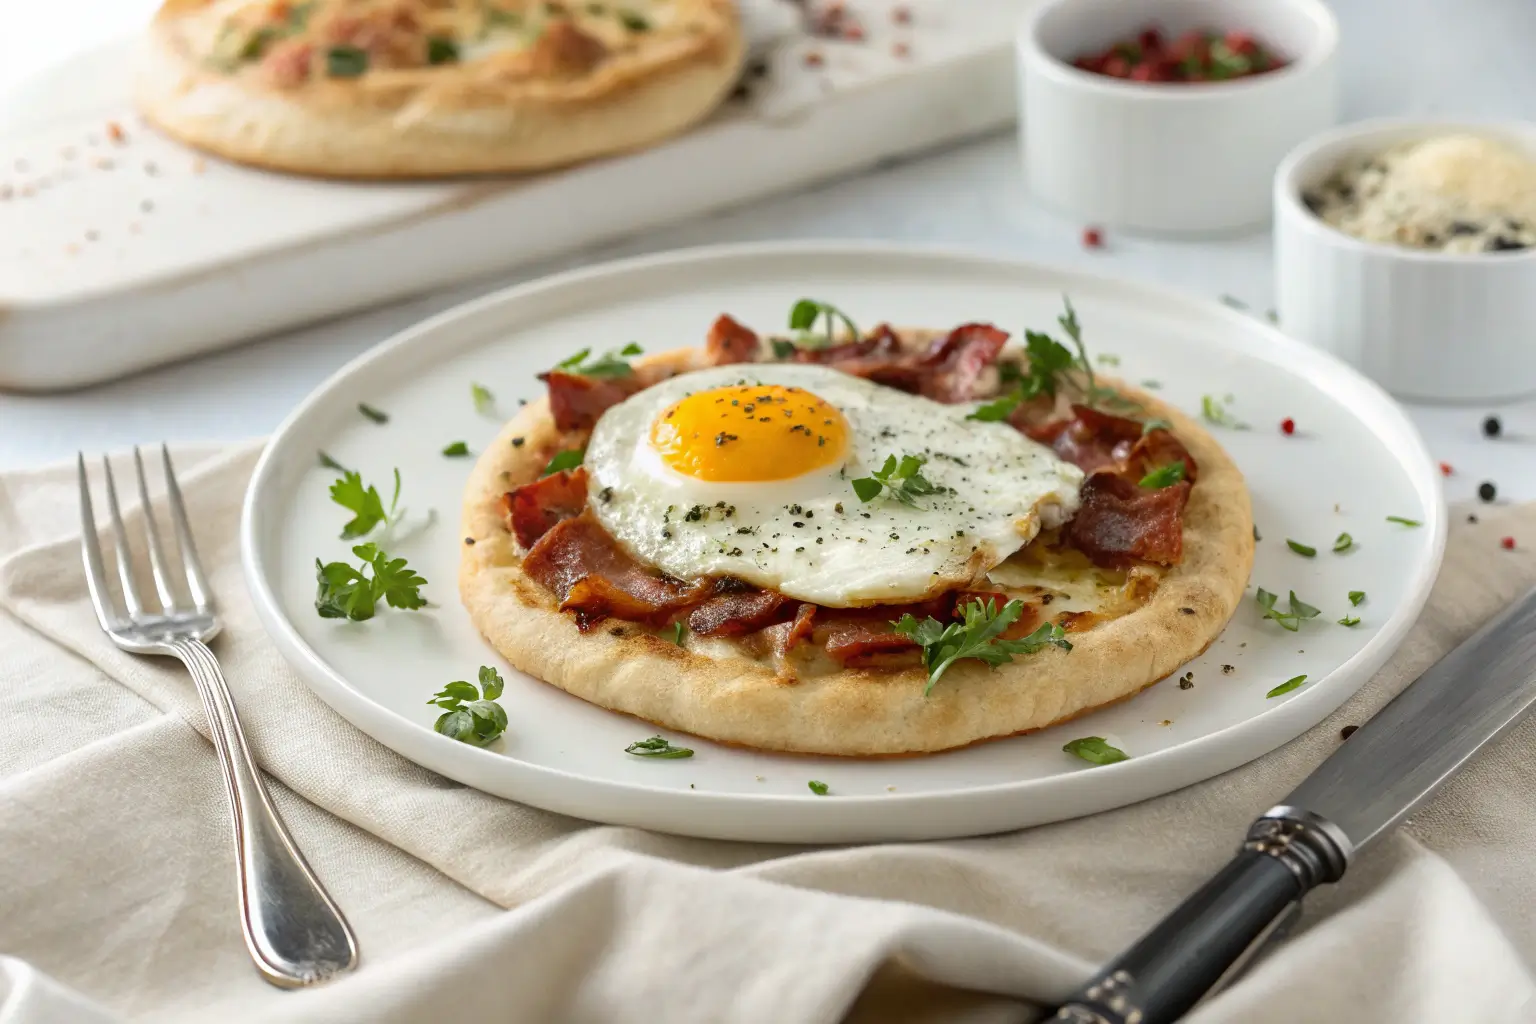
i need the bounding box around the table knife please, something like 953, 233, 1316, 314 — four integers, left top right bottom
1050, 585, 1536, 1024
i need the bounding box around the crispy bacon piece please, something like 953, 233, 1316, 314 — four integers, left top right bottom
1024, 404, 1144, 475
1126, 427, 1199, 483
917, 323, 1010, 403
523, 512, 703, 630
687, 586, 787, 637
526, 20, 608, 76
705, 314, 760, 366
502, 468, 588, 549
821, 619, 919, 667
1067, 473, 1191, 567
541, 370, 645, 432
262, 40, 314, 87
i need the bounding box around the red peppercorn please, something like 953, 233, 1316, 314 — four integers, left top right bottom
892, 41, 910, 59
1082, 226, 1104, 249
1102, 55, 1131, 78
803, 51, 824, 68
1502, 536, 1517, 550
892, 5, 912, 25
1439, 461, 1453, 476
843, 23, 864, 41
106, 121, 125, 143
1280, 418, 1295, 435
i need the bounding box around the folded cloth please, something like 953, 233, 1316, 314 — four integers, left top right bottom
0, 445, 1533, 1023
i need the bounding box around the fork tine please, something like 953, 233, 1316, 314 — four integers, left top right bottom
160, 445, 213, 612
133, 446, 178, 612
101, 455, 146, 619
78, 454, 122, 633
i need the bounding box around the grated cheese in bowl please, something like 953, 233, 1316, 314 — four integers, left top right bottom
1303, 134, 1536, 254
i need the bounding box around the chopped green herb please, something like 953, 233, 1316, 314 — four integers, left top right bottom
471, 382, 495, 414
852, 454, 937, 508
1063, 736, 1128, 765
1200, 395, 1248, 429
542, 448, 585, 476
770, 339, 798, 360
358, 402, 389, 424
315, 542, 427, 621
1386, 515, 1422, 527
892, 598, 1071, 696
328, 468, 400, 539
618, 9, 650, 30
428, 666, 507, 746
1141, 418, 1173, 435
807, 780, 829, 796
789, 299, 859, 346
1220, 294, 1249, 310
1097, 353, 1121, 366
1255, 588, 1321, 632
1141, 379, 1163, 390
1057, 297, 1096, 405
318, 450, 349, 473
426, 36, 459, 65
1287, 539, 1316, 557
1139, 461, 1186, 489
326, 45, 369, 78
554, 343, 643, 378
1333, 532, 1353, 553
1338, 615, 1361, 627
442, 441, 470, 457
967, 392, 1023, 423
1348, 590, 1366, 606
625, 736, 694, 759
1266, 674, 1308, 698
665, 622, 685, 646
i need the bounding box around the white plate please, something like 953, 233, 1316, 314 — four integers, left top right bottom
241, 242, 1445, 843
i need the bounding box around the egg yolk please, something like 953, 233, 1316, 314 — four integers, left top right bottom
650, 384, 850, 482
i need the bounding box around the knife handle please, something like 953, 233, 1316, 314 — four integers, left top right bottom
1051, 811, 1349, 1024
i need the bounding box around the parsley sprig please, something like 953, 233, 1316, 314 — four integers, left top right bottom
542, 448, 585, 477
314, 543, 428, 621
471, 382, 495, 415
968, 321, 1079, 422
1139, 461, 1186, 489
555, 342, 643, 378
329, 469, 401, 540
625, 736, 694, 759
1063, 736, 1128, 765
429, 666, 507, 746
1255, 588, 1320, 632
892, 598, 1072, 695
852, 453, 937, 507
1266, 674, 1308, 699
789, 298, 859, 348
1200, 395, 1249, 429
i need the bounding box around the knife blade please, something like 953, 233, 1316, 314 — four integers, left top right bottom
1049, 584, 1536, 1024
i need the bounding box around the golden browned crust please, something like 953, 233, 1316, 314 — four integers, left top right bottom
459, 346, 1254, 756
134, 0, 744, 178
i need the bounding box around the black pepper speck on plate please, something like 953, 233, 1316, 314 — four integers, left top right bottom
1479, 482, 1497, 503
1483, 415, 1502, 438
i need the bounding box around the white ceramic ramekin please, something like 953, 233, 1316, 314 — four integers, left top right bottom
1275, 119, 1536, 403
1018, 0, 1339, 234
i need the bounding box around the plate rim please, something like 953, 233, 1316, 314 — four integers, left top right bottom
239, 239, 1447, 838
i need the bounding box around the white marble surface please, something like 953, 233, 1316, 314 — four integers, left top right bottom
3, 0, 1535, 511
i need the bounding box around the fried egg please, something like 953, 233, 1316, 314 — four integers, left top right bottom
583, 363, 1084, 607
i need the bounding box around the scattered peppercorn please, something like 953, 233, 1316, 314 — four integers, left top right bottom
1479, 481, 1497, 503
803, 50, 824, 68
1438, 461, 1453, 476
1074, 27, 1287, 82
106, 121, 126, 143
1502, 536, 1517, 550
1177, 674, 1194, 690
463, 536, 475, 546
892, 5, 912, 24
892, 41, 910, 58
1483, 415, 1502, 438
1340, 725, 1358, 740
1280, 417, 1295, 436
1467, 513, 1479, 524
1221, 664, 1234, 674
1082, 226, 1104, 249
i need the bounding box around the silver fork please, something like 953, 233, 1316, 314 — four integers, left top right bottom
78, 446, 358, 988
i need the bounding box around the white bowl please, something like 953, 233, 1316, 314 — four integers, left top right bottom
1017, 0, 1339, 234
1274, 119, 1536, 403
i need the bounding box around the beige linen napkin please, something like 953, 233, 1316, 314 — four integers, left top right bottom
1, 444, 1534, 1023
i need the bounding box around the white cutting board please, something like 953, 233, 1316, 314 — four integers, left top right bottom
0, 0, 1031, 391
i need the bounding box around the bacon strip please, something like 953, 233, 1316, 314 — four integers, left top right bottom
523, 511, 703, 630
541, 370, 645, 433
705, 314, 760, 366
502, 468, 588, 549
791, 323, 1008, 403
1067, 473, 1191, 568
688, 586, 787, 637
1024, 404, 1144, 475
821, 619, 919, 667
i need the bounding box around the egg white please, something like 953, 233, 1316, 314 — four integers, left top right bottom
584, 363, 1084, 607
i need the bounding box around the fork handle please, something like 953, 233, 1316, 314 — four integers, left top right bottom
170, 638, 358, 987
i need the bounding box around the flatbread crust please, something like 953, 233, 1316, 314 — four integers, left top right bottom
136, 0, 744, 178
460, 346, 1254, 756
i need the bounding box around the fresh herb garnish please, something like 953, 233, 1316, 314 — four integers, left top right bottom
471, 382, 495, 414
442, 441, 470, 457
1348, 590, 1366, 606
428, 666, 507, 746
326, 45, 369, 78
1286, 539, 1317, 557
358, 402, 389, 424
852, 454, 937, 507
542, 448, 585, 476
1063, 736, 1128, 765
789, 299, 859, 347
426, 36, 459, 64
1200, 395, 1248, 429
625, 736, 694, 759
1255, 588, 1321, 632
329, 468, 400, 539
1141, 418, 1172, 435
769, 339, 798, 360
807, 780, 829, 796
618, 9, 650, 30
1220, 294, 1249, 310
1057, 297, 1096, 403
892, 598, 1072, 696
1142, 379, 1163, 389
1139, 462, 1186, 489
318, 450, 349, 472
967, 391, 1025, 423
665, 622, 685, 646
554, 342, 643, 378
1266, 674, 1308, 698
1097, 353, 1121, 366
1386, 515, 1422, 527
967, 298, 1106, 419
315, 542, 427, 621
1333, 532, 1353, 553
1338, 615, 1361, 627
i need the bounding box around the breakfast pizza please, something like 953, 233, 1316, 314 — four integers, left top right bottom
136, 0, 744, 177
459, 300, 1254, 756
